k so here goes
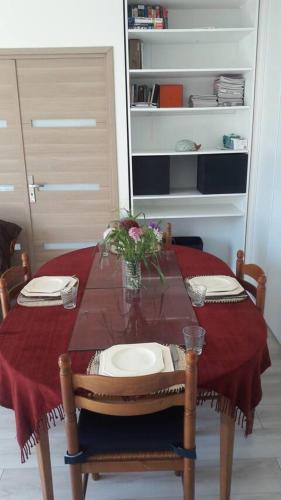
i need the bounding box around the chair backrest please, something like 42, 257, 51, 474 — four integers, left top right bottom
236, 249, 266, 315
0, 252, 31, 319
59, 350, 198, 457
162, 222, 172, 245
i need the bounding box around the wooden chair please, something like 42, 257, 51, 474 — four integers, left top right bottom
236, 249, 266, 315
0, 252, 31, 319
162, 222, 173, 245
59, 350, 198, 500
9, 238, 17, 257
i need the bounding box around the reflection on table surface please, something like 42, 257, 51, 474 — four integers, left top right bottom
69, 250, 197, 351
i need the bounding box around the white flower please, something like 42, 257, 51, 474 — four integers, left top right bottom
153, 228, 163, 243
103, 227, 113, 240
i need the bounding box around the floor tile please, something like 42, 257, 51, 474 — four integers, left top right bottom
256, 405, 281, 429
195, 458, 281, 497
0, 406, 16, 439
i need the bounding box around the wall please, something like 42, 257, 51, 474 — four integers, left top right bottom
247, 0, 281, 341
0, 0, 129, 209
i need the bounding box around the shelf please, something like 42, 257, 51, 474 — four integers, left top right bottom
131, 1, 249, 7
133, 203, 245, 219
128, 28, 255, 44
130, 68, 252, 79
133, 190, 247, 200
130, 106, 250, 115
132, 148, 249, 156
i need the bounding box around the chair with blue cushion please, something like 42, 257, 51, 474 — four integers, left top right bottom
59, 350, 198, 500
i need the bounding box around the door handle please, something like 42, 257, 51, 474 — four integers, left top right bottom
28, 175, 44, 203
29, 183, 45, 189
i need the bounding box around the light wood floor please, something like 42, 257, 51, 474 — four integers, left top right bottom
0, 331, 280, 499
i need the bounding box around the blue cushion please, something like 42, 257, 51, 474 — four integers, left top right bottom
64, 406, 197, 464
78, 406, 183, 454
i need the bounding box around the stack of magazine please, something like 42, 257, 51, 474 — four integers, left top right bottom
214, 75, 245, 107
189, 95, 218, 108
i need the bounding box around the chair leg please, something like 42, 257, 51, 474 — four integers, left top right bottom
220, 411, 235, 500
69, 464, 83, 500
82, 473, 89, 498
35, 418, 54, 500
182, 458, 195, 500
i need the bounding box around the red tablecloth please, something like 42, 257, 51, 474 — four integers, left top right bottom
0, 246, 270, 462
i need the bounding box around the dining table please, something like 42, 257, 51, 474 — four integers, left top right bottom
0, 244, 270, 500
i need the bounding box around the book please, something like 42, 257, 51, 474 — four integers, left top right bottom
129, 39, 143, 69
128, 4, 168, 30
159, 84, 183, 108
151, 84, 160, 106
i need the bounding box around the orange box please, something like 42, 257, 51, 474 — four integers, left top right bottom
159, 84, 183, 108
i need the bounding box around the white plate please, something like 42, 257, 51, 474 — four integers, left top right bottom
188, 275, 242, 294
99, 342, 166, 377
22, 276, 76, 296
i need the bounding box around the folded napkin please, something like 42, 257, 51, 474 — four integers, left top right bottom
17, 294, 62, 307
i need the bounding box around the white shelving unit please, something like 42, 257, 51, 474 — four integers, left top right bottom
125, 0, 260, 265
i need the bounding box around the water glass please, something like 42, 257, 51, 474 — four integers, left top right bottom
187, 284, 207, 307
60, 284, 78, 309
183, 325, 206, 355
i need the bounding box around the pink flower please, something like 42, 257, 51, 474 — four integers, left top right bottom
129, 227, 143, 241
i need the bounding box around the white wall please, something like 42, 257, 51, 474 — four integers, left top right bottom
247, 0, 281, 341
0, 0, 129, 209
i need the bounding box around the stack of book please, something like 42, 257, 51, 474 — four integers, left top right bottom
214, 75, 245, 107
189, 95, 218, 108
130, 83, 160, 108
128, 4, 168, 29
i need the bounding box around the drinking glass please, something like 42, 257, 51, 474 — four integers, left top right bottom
60, 284, 78, 309
187, 284, 207, 307
183, 325, 206, 355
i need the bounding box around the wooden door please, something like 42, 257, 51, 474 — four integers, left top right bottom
15, 49, 118, 269
0, 60, 32, 254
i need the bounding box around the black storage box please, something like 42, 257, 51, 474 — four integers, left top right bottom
133, 156, 170, 195
172, 236, 203, 251
197, 153, 248, 194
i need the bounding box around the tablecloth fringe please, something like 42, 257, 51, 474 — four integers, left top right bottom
198, 389, 253, 436
21, 404, 64, 463
20, 394, 253, 463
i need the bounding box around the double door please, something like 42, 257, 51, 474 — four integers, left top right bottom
0, 49, 118, 269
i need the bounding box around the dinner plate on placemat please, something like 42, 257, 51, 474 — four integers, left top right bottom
99, 342, 173, 377
21, 276, 76, 297
188, 275, 244, 296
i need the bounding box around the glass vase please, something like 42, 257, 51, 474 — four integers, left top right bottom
122, 260, 142, 290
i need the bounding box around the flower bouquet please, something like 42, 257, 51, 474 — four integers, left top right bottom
101, 211, 164, 289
